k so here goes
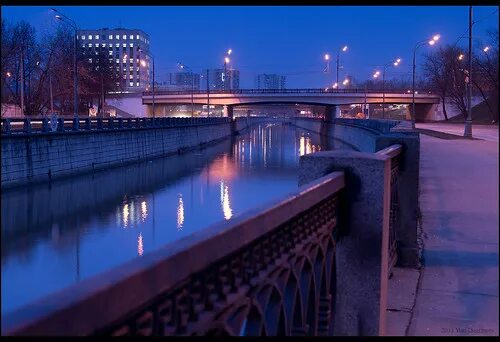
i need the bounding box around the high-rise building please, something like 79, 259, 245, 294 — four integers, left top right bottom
77, 28, 151, 92
207, 69, 240, 90
255, 74, 286, 90
168, 72, 201, 90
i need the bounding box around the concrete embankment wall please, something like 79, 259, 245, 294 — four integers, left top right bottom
1, 117, 271, 188
1, 122, 231, 188
292, 117, 402, 152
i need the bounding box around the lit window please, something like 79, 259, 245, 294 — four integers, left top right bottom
130, 82, 134, 87
115, 43, 120, 47
88, 43, 93, 47
122, 43, 126, 47
109, 35, 113, 39
130, 43, 134, 47
115, 35, 119, 39
116, 67, 120, 71
95, 51, 98, 55
123, 68, 127, 72
109, 51, 113, 55
102, 43, 106, 47
95, 35, 99, 39
136, 67, 139, 71
82, 44, 86, 48
95, 43, 99, 47
116, 59, 120, 63
130, 74, 133, 79
136, 82, 139, 86
136, 35, 139, 39
88, 58, 92, 63
88, 35, 92, 40
123, 35, 127, 39
81, 35, 86, 40
130, 35, 134, 39
123, 75, 126, 79
130, 66, 134, 71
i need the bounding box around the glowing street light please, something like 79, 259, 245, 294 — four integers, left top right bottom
483, 46, 490, 52
6, 72, 11, 77
336, 45, 348, 88
227, 49, 232, 55
458, 54, 465, 60
332, 82, 338, 89
140, 59, 146, 67
411, 33, 440, 127
342, 78, 349, 86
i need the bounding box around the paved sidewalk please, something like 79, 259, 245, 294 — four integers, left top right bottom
406, 133, 499, 336
416, 123, 499, 142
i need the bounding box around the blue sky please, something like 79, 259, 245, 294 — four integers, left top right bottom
2, 5, 498, 88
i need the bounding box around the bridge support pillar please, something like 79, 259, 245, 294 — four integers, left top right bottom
324, 105, 338, 122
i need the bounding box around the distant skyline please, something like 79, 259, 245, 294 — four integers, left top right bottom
2, 5, 498, 88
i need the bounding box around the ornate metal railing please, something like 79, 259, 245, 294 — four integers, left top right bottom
0, 117, 231, 136
2, 172, 345, 336
144, 88, 436, 96
376, 144, 403, 275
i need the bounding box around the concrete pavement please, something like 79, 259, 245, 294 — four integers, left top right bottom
416, 122, 499, 142
405, 132, 499, 336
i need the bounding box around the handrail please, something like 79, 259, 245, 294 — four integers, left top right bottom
142, 88, 437, 96
2, 171, 345, 336
1, 117, 232, 136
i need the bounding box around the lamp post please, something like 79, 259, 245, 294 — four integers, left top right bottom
464, 6, 473, 138
411, 34, 440, 128
324, 53, 331, 73
52, 8, 78, 128
223, 48, 232, 91
139, 49, 155, 118
379, 58, 401, 118
178, 62, 195, 117
336, 45, 348, 89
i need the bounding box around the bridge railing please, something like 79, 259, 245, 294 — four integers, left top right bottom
144, 88, 435, 96
376, 144, 403, 275
1, 117, 231, 136
2, 172, 345, 336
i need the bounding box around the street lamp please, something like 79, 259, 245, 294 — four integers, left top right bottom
380, 57, 402, 118
178, 62, 195, 117
411, 34, 440, 128
336, 45, 348, 88
324, 53, 331, 73
139, 49, 155, 118
223, 49, 232, 91
52, 8, 78, 128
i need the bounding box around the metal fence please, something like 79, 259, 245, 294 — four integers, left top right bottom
2, 172, 345, 336
376, 144, 403, 275
144, 88, 435, 96
1, 117, 231, 136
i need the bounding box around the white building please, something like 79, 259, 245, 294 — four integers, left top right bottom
77, 28, 151, 92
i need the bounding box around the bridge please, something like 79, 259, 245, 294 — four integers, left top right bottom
142, 88, 441, 120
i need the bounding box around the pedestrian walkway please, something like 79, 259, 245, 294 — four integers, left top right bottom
406, 133, 499, 336
416, 123, 499, 142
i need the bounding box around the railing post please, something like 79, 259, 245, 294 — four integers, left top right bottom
298, 151, 392, 336
42, 118, 50, 132
72, 117, 79, 131
85, 118, 91, 130
118, 118, 123, 129
23, 118, 32, 134
97, 118, 103, 130
2, 119, 11, 134
57, 118, 65, 132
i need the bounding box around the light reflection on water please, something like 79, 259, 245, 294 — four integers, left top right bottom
0, 122, 350, 315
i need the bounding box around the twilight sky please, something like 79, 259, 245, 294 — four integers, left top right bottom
2, 5, 498, 88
